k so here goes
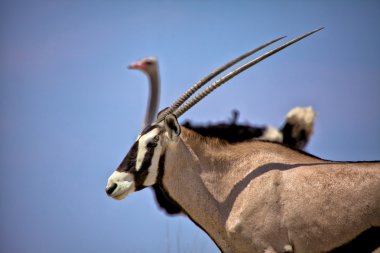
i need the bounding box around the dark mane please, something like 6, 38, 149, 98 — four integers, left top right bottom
182, 109, 312, 150
181, 110, 265, 144
182, 120, 266, 144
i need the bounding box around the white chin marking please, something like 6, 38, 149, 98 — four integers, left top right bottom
107, 171, 135, 200
113, 180, 135, 200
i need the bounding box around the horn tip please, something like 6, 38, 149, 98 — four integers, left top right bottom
313, 27, 325, 33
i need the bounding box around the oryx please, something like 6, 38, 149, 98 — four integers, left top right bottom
106, 28, 380, 253
128, 55, 316, 215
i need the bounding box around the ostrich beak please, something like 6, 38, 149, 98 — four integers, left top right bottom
128, 62, 144, 70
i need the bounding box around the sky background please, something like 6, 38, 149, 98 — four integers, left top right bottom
1, 1, 379, 253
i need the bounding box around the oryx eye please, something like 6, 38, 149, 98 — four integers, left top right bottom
147, 142, 157, 148
146, 136, 159, 148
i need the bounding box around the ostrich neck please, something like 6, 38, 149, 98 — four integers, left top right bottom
144, 69, 160, 127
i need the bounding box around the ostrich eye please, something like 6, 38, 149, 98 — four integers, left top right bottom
145, 61, 153, 65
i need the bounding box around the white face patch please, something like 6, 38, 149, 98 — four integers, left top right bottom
135, 128, 160, 171
106, 171, 135, 200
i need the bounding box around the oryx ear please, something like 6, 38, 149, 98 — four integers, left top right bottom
164, 114, 181, 141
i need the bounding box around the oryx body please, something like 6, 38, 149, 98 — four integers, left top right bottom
160, 126, 380, 252
107, 118, 380, 252
106, 29, 380, 252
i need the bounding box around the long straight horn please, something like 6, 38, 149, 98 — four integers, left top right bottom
173, 27, 324, 119
155, 36, 287, 123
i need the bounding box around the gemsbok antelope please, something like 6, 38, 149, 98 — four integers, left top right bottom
106, 28, 380, 253
128, 56, 316, 216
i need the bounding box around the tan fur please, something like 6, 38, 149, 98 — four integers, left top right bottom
161, 127, 380, 253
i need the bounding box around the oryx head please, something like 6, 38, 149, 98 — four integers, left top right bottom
106, 114, 180, 200
105, 28, 323, 200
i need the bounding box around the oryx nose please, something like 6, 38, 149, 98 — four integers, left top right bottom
106, 183, 117, 196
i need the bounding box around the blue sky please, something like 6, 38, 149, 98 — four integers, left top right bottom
1, 1, 379, 252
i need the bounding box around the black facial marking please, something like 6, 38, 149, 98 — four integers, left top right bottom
134, 170, 149, 191
117, 142, 138, 172
134, 143, 156, 191
146, 142, 157, 148
156, 153, 166, 182
327, 227, 380, 253
116, 130, 160, 190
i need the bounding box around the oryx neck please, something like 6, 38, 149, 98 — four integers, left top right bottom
161, 129, 231, 251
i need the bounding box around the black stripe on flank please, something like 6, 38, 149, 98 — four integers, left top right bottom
327, 227, 380, 253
